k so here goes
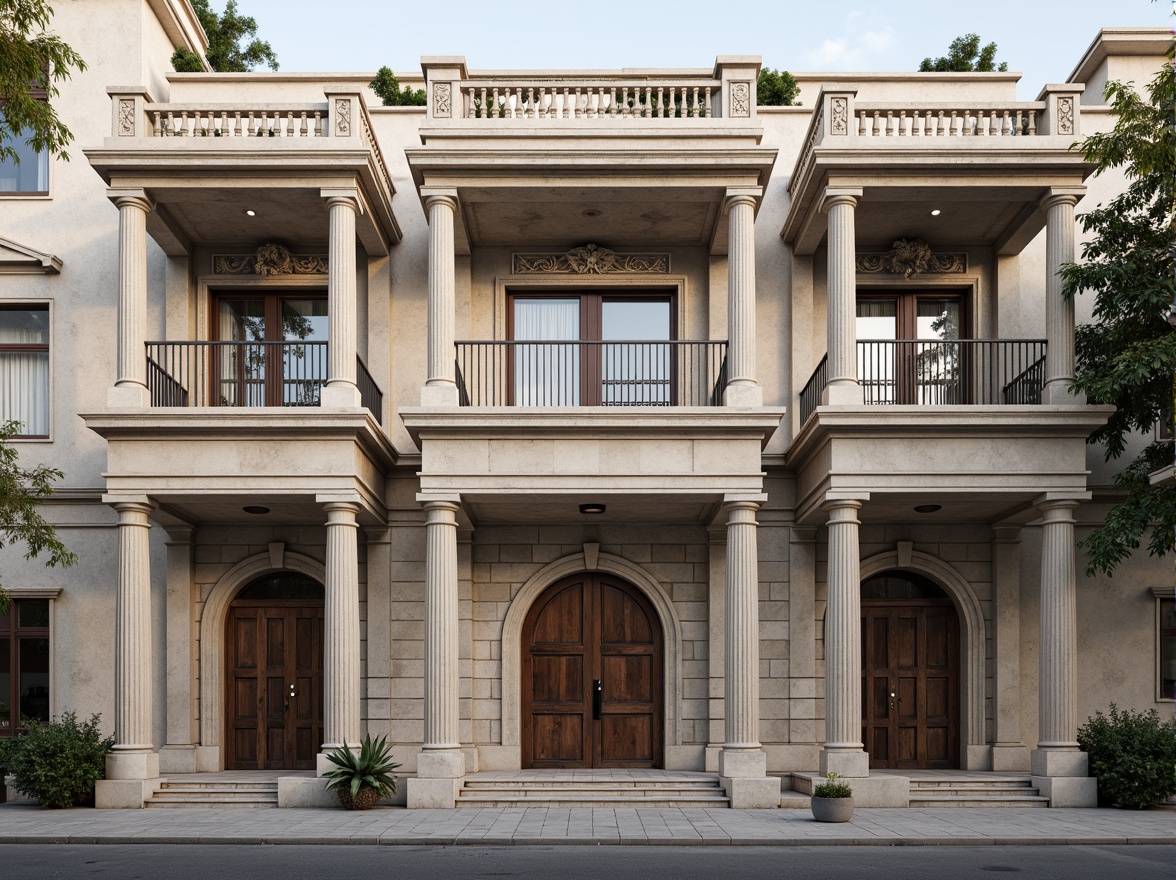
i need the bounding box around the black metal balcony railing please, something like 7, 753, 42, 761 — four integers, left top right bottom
454, 340, 728, 407
800, 339, 1048, 424
145, 341, 382, 424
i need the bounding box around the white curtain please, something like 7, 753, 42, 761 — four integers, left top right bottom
513, 299, 579, 406
0, 315, 49, 434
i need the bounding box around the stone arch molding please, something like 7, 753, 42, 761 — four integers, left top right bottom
501, 552, 683, 761
197, 551, 326, 768
859, 550, 988, 763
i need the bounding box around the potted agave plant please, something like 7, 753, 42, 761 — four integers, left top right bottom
323, 734, 401, 810
810, 771, 854, 822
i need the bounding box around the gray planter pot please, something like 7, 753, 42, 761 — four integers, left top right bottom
810, 795, 855, 822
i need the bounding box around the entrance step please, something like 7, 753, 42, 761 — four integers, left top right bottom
456, 775, 730, 809
907, 776, 1049, 808
145, 780, 280, 809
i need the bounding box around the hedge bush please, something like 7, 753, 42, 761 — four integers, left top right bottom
1077, 704, 1176, 809
7, 712, 113, 808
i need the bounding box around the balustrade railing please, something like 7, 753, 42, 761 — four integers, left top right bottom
454, 340, 728, 407
456, 79, 718, 120
852, 103, 1044, 138
145, 104, 330, 138
145, 341, 383, 422
799, 340, 1048, 423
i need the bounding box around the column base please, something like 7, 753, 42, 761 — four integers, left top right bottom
1031, 748, 1088, 778
105, 749, 159, 781
406, 776, 461, 808
321, 383, 362, 407
420, 383, 460, 407
1033, 774, 1098, 807
107, 384, 149, 407
992, 744, 1031, 773
719, 775, 781, 808
718, 747, 766, 778
819, 748, 869, 778
416, 748, 467, 779
822, 381, 863, 406
95, 777, 162, 809
723, 382, 763, 407
1044, 382, 1086, 405
158, 744, 197, 774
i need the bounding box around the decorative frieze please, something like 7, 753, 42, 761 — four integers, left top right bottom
856, 239, 966, 278
512, 244, 669, 275
213, 244, 328, 276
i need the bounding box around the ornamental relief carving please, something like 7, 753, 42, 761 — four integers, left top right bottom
1057, 96, 1074, 136
433, 82, 452, 118
334, 98, 351, 136
830, 97, 848, 135
213, 244, 328, 276
118, 98, 136, 136
729, 81, 751, 117
856, 239, 966, 278
513, 244, 669, 275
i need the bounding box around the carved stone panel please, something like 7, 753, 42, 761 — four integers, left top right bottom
856, 239, 966, 278
1056, 97, 1074, 136
434, 82, 452, 118
513, 244, 669, 275
334, 98, 352, 137
729, 82, 751, 118
830, 97, 848, 135
118, 98, 136, 137
213, 245, 329, 276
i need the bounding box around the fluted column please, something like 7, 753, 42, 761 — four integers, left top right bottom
109, 193, 154, 407
823, 188, 863, 406
107, 499, 159, 780
820, 497, 868, 777
419, 497, 465, 774
1042, 191, 1082, 404
322, 501, 361, 759
322, 194, 361, 407
723, 191, 762, 407
422, 192, 459, 406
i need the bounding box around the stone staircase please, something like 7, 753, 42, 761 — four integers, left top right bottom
907, 775, 1049, 808
456, 773, 731, 808
145, 778, 280, 809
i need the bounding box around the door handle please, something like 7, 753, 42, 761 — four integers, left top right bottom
592, 679, 602, 720
889, 691, 897, 710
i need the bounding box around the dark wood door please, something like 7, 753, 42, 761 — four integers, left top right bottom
226, 603, 324, 770
862, 601, 959, 769
522, 573, 663, 768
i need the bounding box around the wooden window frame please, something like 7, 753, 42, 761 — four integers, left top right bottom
855, 289, 971, 340
0, 303, 51, 439
0, 594, 54, 738
1158, 594, 1176, 703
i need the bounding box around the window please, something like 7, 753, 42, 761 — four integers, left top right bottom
0, 305, 50, 437
0, 598, 51, 736
212, 293, 327, 407
856, 291, 966, 405
0, 118, 50, 195
1159, 596, 1176, 702
509, 291, 674, 405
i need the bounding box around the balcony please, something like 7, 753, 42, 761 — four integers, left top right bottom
454, 340, 727, 407
799, 339, 1046, 424
145, 341, 383, 423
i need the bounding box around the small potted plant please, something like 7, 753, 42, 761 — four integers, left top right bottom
323, 734, 401, 810
810, 771, 854, 822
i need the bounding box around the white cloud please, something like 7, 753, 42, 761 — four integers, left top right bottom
804, 12, 897, 70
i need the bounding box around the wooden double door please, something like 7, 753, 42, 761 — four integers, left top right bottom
226, 602, 324, 770
862, 600, 960, 769
522, 573, 663, 768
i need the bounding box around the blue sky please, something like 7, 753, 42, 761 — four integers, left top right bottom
242, 0, 1172, 98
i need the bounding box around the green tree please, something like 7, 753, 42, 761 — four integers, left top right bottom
370, 66, 426, 107
0, 420, 77, 612
757, 67, 800, 107
0, 0, 86, 164
171, 0, 277, 73
919, 33, 1007, 72
1059, 59, 1176, 576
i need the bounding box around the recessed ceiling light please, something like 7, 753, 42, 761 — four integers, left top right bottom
914, 504, 942, 513
244, 209, 257, 217
583, 209, 601, 217
930, 209, 941, 216
243, 505, 270, 515
579, 503, 606, 515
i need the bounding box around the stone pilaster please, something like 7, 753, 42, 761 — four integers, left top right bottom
705, 527, 725, 772
822, 188, 863, 406
992, 526, 1029, 772
408, 495, 466, 808
717, 494, 779, 808
159, 526, 197, 774
108, 192, 154, 407
421, 192, 459, 406
1042, 190, 1084, 405
321, 501, 362, 764
723, 190, 762, 407
322, 194, 361, 407
820, 497, 869, 778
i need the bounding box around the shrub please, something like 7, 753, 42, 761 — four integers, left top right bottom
812, 771, 853, 798
323, 733, 401, 810
370, 67, 427, 107
1078, 704, 1176, 809
757, 68, 800, 107
7, 712, 113, 809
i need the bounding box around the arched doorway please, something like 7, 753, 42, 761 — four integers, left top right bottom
861, 570, 960, 769
224, 572, 324, 770
521, 572, 664, 768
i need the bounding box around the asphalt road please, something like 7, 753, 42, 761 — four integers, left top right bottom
2, 844, 1173, 879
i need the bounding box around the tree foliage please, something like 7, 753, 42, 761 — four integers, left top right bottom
1060, 59, 1176, 576
0, 0, 86, 164
171, 0, 277, 73
0, 420, 77, 612
370, 66, 426, 107
757, 67, 800, 107
919, 33, 1007, 72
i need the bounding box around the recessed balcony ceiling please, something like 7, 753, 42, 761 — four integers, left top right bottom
149, 186, 333, 250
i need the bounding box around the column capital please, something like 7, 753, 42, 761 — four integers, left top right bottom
821, 492, 868, 516
1039, 187, 1084, 212
421, 188, 460, 213
322, 500, 362, 523
322, 189, 363, 214
108, 188, 155, 213
723, 188, 761, 213
1033, 493, 1089, 517
106, 497, 156, 518
820, 187, 862, 212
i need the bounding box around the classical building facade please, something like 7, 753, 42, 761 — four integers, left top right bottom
0, 0, 1171, 809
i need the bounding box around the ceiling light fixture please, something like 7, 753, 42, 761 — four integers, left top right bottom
583, 209, 601, 217
930, 209, 941, 216
578, 503, 606, 515
914, 504, 942, 514
243, 505, 270, 515
244, 209, 257, 217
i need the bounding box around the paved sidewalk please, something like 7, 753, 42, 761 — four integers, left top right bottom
0, 803, 1172, 846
